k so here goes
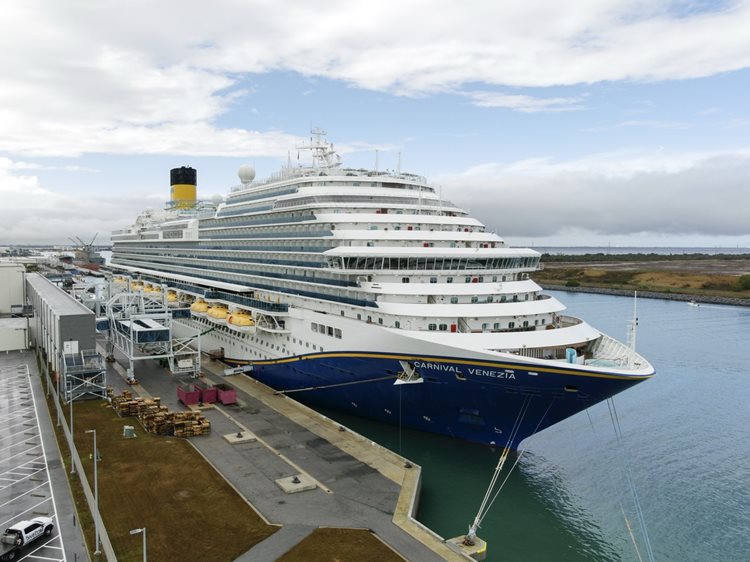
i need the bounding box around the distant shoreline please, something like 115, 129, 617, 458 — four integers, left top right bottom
541, 284, 750, 307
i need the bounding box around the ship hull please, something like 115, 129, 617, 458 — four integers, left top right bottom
234, 351, 648, 448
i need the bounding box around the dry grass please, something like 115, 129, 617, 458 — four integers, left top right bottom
70, 400, 277, 562
277, 527, 405, 562
534, 265, 750, 299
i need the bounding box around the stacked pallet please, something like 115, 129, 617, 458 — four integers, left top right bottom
173, 412, 212, 437
109, 390, 210, 436
111, 392, 162, 417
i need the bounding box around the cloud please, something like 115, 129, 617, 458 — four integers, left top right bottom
0, 158, 160, 244
2, 1, 750, 158
616, 120, 692, 129
464, 91, 584, 112
438, 148, 750, 239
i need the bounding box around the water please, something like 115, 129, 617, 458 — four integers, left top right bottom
324, 292, 750, 561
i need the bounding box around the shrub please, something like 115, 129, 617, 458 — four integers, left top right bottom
566, 280, 580, 287
738, 275, 750, 291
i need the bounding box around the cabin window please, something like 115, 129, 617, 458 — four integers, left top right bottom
509, 322, 515, 329
494, 322, 501, 329
378, 318, 383, 325
334, 328, 342, 338
471, 296, 478, 303
447, 277, 453, 283
311, 323, 318, 332
428, 323, 437, 331
450, 297, 458, 304
402, 277, 410, 283
439, 324, 448, 331
394, 321, 400, 328
430, 277, 438, 283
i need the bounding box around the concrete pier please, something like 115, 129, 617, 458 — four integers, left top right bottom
99, 342, 474, 561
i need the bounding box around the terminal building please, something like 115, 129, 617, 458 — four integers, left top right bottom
26, 273, 106, 400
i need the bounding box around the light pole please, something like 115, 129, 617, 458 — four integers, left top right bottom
69, 395, 75, 475
86, 429, 100, 555
129, 527, 147, 562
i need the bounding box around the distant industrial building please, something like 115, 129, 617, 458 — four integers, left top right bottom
0, 262, 28, 352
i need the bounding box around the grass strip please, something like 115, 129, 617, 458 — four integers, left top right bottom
66, 399, 277, 562
277, 527, 405, 562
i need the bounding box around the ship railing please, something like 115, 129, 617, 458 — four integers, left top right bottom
204, 290, 289, 313
556, 315, 583, 328
590, 334, 645, 368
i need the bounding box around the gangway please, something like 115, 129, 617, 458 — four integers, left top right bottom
62, 345, 107, 402
105, 290, 201, 379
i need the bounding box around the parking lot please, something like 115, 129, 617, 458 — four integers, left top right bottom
0, 360, 65, 562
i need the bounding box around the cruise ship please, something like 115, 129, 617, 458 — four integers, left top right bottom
111, 129, 654, 448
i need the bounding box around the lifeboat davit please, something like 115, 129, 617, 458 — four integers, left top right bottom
144, 283, 160, 294
130, 281, 144, 291
190, 300, 209, 316
227, 310, 255, 332
207, 304, 229, 323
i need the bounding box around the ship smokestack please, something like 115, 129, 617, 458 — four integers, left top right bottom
170, 166, 197, 209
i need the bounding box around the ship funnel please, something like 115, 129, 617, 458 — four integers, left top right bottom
170, 166, 197, 209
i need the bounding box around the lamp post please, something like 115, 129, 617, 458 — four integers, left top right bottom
85, 429, 100, 555
69, 395, 75, 475
130, 527, 146, 562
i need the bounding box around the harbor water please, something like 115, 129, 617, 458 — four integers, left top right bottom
324, 291, 750, 561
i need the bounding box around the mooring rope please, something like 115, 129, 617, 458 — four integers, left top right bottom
476, 397, 557, 529
588, 408, 645, 562
607, 398, 656, 562
467, 395, 532, 539
274, 374, 398, 394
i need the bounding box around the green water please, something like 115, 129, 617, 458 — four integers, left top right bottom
323, 292, 750, 561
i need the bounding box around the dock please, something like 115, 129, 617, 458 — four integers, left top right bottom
98, 342, 474, 561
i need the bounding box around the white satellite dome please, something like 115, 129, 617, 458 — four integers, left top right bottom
238, 164, 255, 184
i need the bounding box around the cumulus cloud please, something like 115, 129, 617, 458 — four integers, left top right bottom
438, 149, 750, 240
0, 159, 160, 244
2, 1, 750, 157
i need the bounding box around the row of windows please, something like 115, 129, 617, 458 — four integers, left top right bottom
201, 212, 316, 230
311, 322, 342, 339
447, 294, 528, 303
274, 195, 451, 210
339, 256, 539, 271
423, 274, 514, 284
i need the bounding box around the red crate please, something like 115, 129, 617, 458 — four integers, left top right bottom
195, 382, 217, 404
214, 383, 237, 405
177, 385, 200, 406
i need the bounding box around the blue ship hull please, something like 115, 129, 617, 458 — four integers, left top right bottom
235, 351, 650, 448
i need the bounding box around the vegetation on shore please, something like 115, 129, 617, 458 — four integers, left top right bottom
540, 252, 750, 263
533, 254, 750, 300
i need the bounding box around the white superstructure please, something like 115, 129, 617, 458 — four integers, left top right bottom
111, 129, 653, 447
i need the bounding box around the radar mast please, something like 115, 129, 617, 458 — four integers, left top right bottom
298, 127, 342, 170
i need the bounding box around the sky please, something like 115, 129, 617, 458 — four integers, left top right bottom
2, 0, 750, 248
